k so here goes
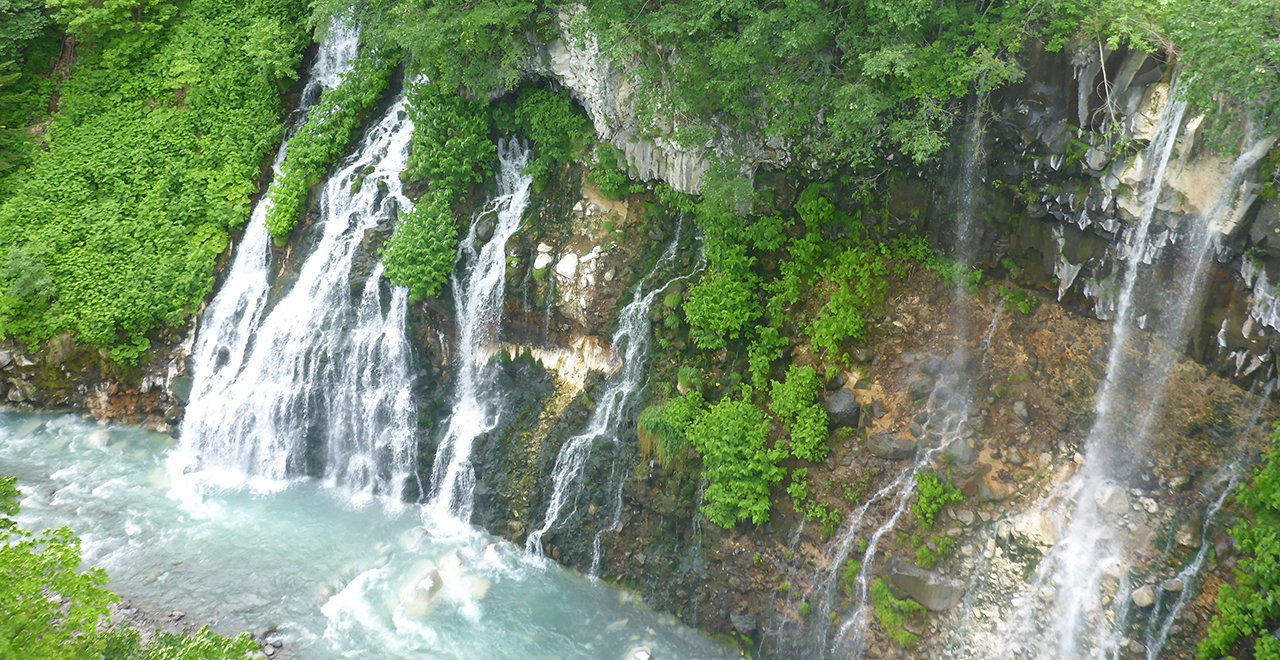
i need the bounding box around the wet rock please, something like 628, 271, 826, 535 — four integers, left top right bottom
729, 611, 756, 635
0, 350, 10, 370
943, 438, 977, 466
871, 401, 888, 419
475, 213, 497, 243
1131, 585, 1157, 608
1160, 578, 1184, 593
1175, 519, 1202, 548
908, 376, 935, 401
1094, 483, 1130, 518
533, 252, 554, 270
921, 356, 947, 375
1249, 200, 1280, 257
886, 558, 965, 611
169, 377, 193, 405
869, 433, 917, 460
824, 389, 861, 428
1013, 401, 1031, 423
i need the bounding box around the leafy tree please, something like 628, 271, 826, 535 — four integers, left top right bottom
0, 476, 115, 659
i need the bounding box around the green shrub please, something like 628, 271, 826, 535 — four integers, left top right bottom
585, 143, 633, 199
915, 535, 955, 569
840, 557, 861, 598
998, 284, 1039, 315
913, 472, 963, 531
747, 326, 787, 390
492, 86, 592, 187
404, 81, 494, 195
380, 196, 458, 300
1198, 425, 1280, 660
871, 578, 925, 648
637, 391, 705, 471
684, 269, 760, 350
688, 396, 784, 528
769, 365, 830, 462
265, 46, 397, 243
677, 365, 703, 393
809, 246, 890, 358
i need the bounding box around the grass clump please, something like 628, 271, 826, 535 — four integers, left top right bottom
871, 578, 925, 648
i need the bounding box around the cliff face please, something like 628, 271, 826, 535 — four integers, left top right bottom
3, 26, 1278, 660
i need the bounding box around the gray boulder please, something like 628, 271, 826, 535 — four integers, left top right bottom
942, 438, 977, 466
1250, 200, 1280, 257
169, 376, 193, 405
887, 558, 965, 611
0, 349, 11, 370
869, 434, 917, 460
729, 611, 756, 635
824, 389, 861, 428
908, 376, 935, 401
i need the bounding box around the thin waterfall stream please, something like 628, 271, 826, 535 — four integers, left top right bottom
424, 139, 533, 531
526, 222, 700, 559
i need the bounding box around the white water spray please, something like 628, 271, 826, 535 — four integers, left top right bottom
173, 95, 418, 503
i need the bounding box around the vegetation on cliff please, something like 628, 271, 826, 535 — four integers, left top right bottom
0, 0, 311, 363
1199, 425, 1280, 660
0, 476, 257, 659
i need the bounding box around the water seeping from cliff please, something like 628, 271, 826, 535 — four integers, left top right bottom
526, 221, 701, 561
424, 140, 533, 532
787, 97, 995, 659
171, 91, 418, 504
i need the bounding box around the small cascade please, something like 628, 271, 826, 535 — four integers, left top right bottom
424, 140, 533, 530
525, 224, 696, 558
825, 305, 1003, 658
1142, 379, 1274, 659
173, 97, 418, 502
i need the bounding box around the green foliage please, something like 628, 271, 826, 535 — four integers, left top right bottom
769, 365, 821, 420
381, 80, 497, 300
787, 467, 810, 503
913, 471, 963, 531
999, 285, 1039, 315
769, 365, 830, 462
747, 326, 787, 390
1198, 425, 1280, 659
380, 197, 458, 300
0, 0, 310, 359
313, 0, 545, 98
809, 246, 891, 358
840, 557, 861, 598
585, 143, 635, 200
492, 86, 591, 187
684, 270, 760, 350
688, 396, 784, 528
265, 46, 396, 243
871, 578, 925, 648
677, 365, 703, 393
0, 476, 255, 659
637, 390, 705, 471
915, 534, 956, 569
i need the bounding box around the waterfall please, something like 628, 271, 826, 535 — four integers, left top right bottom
173, 92, 419, 503
424, 140, 533, 530
174, 27, 359, 480
525, 223, 697, 557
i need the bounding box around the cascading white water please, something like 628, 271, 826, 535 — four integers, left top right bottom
827, 304, 1003, 658
525, 224, 694, 557
173, 96, 418, 503
424, 140, 533, 530
175, 27, 360, 482
988, 87, 1189, 660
